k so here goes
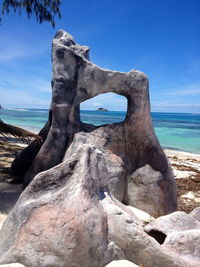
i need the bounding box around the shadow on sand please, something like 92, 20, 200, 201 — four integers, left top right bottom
0, 181, 22, 214
0, 140, 24, 215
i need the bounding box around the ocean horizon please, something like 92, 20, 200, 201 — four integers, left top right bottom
1, 108, 200, 154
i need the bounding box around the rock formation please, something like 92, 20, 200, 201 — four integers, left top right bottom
11, 30, 176, 215
0, 30, 184, 267
144, 211, 200, 236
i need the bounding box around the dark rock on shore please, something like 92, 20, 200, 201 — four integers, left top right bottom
97, 107, 108, 111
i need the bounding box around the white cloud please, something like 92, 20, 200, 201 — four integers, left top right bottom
0, 88, 50, 108
0, 72, 51, 93
0, 47, 43, 62
0, 41, 48, 62
93, 102, 101, 106
30, 79, 51, 93
80, 92, 127, 111
0, 32, 49, 62
151, 102, 200, 113
166, 84, 200, 95
153, 103, 200, 108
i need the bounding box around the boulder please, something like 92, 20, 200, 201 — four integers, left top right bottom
0, 146, 190, 267
0, 146, 110, 267
163, 230, 200, 267
145, 211, 200, 235
10, 29, 176, 218
127, 164, 167, 217
144, 211, 200, 245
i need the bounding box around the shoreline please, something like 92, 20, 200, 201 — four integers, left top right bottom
12, 127, 200, 156
3, 124, 200, 156
163, 146, 200, 156
1, 109, 200, 155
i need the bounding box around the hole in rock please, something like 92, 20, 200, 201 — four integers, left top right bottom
147, 230, 167, 244
80, 93, 127, 126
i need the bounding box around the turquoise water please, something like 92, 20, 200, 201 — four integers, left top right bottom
1, 109, 200, 154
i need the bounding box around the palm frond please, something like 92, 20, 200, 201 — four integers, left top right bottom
0, 119, 40, 142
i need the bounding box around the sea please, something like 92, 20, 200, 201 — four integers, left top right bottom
1, 109, 200, 154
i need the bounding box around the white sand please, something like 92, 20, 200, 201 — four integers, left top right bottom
164, 149, 200, 179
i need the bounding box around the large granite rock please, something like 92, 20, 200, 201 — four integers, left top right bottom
163, 230, 200, 267
127, 164, 166, 217
0, 30, 180, 266
144, 210, 200, 265
0, 146, 190, 267
12, 30, 176, 215
144, 211, 200, 236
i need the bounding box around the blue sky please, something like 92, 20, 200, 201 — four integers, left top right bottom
0, 0, 200, 113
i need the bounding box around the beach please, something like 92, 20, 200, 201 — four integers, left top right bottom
0, 138, 199, 229
164, 149, 200, 212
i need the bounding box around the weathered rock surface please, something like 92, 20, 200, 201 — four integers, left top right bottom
10, 30, 176, 217
144, 210, 200, 260
144, 211, 200, 236
0, 30, 181, 267
127, 164, 167, 217
0, 146, 191, 267
163, 230, 200, 267
126, 205, 155, 226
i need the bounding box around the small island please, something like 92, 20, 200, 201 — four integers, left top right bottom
97, 107, 108, 111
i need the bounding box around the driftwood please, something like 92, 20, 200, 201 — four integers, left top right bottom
0, 119, 39, 142
10, 114, 51, 183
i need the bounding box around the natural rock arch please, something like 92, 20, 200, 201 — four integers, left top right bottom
0, 30, 182, 267
80, 92, 128, 125
12, 31, 176, 213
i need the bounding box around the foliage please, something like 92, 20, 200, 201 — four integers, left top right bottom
1, 0, 61, 27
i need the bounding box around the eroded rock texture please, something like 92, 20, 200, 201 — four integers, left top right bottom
0, 31, 181, 267
12, 30, 176, 215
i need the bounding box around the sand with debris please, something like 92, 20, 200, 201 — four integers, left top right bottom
164, 149, 200, 212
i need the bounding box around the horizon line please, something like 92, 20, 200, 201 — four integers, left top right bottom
1, 107, 200, 115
